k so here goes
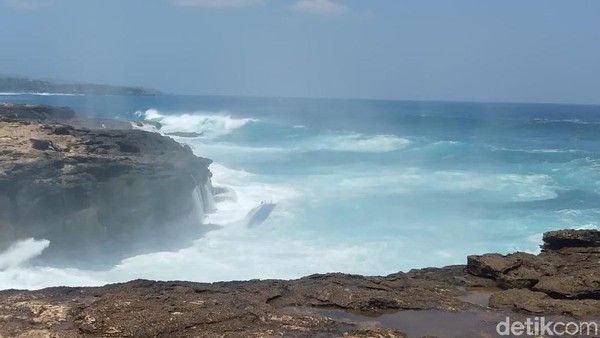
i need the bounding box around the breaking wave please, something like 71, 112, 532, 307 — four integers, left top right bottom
314, 133, 411, 153
137, 109, 257, 139
337, 170, 559, 202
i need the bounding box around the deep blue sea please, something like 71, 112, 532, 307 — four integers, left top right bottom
2, 93, 600, 289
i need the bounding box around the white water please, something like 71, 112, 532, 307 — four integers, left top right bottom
138, 109, 256, 139
1, 108, 599, 290
0, 239, 49, 271
315, 133, 411, 153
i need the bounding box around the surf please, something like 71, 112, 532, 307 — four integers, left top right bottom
1, 96, 600, 290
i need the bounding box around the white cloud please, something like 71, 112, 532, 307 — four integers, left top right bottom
292, 0, 348, 16
171, 0, 264, 8
3, 0, 52, 10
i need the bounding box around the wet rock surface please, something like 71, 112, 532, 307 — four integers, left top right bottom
0, 230, 599, 337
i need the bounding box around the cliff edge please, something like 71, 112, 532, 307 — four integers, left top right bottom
0, 103, 214, 267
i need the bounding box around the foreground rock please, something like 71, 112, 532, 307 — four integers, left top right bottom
1, 230, 599, 337
0, 270, 474, 338
467, 229, 600, 317
0, 103, 213, 267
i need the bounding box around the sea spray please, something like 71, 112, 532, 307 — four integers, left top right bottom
192, 185, 206, 221
0, 238, 104, 289
0, 96, 599, 289
0, 239, 50, 271
202, 179, 216, 213
191, 175, 216, 222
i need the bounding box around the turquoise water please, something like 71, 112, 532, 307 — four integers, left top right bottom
1, 94, 600, 288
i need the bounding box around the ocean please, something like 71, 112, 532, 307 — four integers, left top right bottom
1, 93, 600, 289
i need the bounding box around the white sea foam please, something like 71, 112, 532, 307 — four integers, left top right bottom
138, 109, 256, 139
0, 231, 382, 289
490, 145, 587, 154
337, 169, 558, 202
0, 163, 380, 288
192, 142, 286, 154
195, 133, 411, 154
528, 149, 584, 154
130, 121, 160, 133
576, 223, 599, 230
317, 133, 411, 153
138, 110, 411, 154
201, 163, 301, 225
1, 105, 596, 291
533, 118, 600, 125
101, 230, 378, 283
0, 175, 372, 288
0, 265, 103, 290
0, 239, 102, 289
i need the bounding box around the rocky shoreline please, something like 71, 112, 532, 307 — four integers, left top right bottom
0, 229, 598, 337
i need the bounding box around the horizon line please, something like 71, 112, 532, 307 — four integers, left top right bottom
159, 92, 600, 107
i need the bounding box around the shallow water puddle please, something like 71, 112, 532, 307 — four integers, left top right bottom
288, 306, 598, 338
456, 286, 502, 307
312, 308, 502, 338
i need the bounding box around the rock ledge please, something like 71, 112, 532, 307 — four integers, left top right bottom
0, 103, 213, 267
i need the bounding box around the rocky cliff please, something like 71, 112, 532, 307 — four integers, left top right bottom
0, 229, 598, 337
0, 103, 214, 267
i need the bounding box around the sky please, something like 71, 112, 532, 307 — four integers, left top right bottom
0, 0, 599, 104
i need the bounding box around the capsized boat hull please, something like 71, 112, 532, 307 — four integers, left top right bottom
246, 203, 277, 227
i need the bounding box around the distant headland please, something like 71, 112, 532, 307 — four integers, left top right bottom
0, 76, 160, 96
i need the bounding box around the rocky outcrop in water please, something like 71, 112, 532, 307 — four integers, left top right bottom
0, 103, 213, 267
0, 230, 599, 337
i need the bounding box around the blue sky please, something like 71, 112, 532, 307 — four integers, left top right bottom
0, 0, 599, 103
